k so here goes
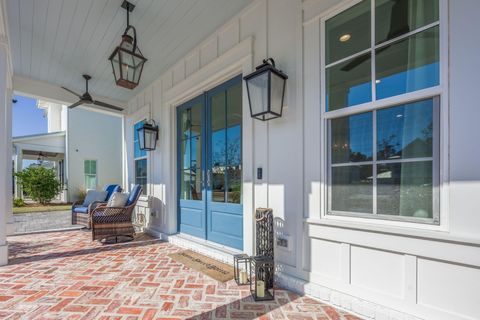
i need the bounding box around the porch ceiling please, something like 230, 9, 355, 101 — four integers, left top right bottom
5, 0, 253, 103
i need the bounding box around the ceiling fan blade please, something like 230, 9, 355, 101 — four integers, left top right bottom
68, 100, 86, 109
61, 86, 83, 99
93, 100, 124, 112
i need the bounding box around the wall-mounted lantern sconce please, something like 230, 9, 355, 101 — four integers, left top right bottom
243, 58, 288, 121
109, 0, 147, 90
138, 120, 158, 151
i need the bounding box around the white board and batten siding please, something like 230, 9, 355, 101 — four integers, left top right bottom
125, 0, 480, 319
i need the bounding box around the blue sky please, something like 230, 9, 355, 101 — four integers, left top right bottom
12, 95, 47, 137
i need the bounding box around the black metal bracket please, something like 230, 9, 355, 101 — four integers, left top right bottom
121, 0, 135, 12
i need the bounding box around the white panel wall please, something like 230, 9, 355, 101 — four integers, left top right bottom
67, 108, 123, 201
124, 0, 480, 319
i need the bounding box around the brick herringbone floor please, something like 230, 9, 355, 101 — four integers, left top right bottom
0, 230, 361, 320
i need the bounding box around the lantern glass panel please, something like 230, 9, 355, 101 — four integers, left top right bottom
144, 129, 156, 150
119, 50, 136, 83
246, 72, 269, 116
270, 72, 286, 116
111, 51, 121, 81
138, 128, 145, 150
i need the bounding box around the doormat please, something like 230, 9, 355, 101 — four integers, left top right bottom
168, 250, 234, 282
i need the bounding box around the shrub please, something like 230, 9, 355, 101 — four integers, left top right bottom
76, 188, 87, 204
13, 198, 25, 207
15, 166, 61, 205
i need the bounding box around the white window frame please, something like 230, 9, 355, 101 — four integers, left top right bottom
84, 159, 98, 190
319, 0, 449, 230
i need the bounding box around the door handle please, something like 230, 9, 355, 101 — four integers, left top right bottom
206, 169, 211, 188
202, 169, 206, 188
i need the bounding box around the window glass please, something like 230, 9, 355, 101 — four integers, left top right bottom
326, 0, 371, 64
324, 0, 440, 223
331, 112, 372, 163
326, 53, 372, 111
375, 0, 439, 44
332, 165, 373, 213
377, 161, 433, 218
376, 27, 439, 100
84, 160, 97, 190
135, 159, 147, 195
377, 99, 434, 160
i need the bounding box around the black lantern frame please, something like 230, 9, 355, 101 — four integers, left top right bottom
233, 254, 251, 285
250, 255, 275, 301
243, 58, 288, 121
137, 120, 159, 151
109, 1, 147, 90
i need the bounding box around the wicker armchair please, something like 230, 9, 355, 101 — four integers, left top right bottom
72, 184, 122, 229
91, 185, 143, 242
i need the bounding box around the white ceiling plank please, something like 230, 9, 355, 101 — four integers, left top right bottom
30, 0, 49, 80
38, 0, 64, 82
7, 0, 253, 102
50, 0, 93, 83
58, 0, 111, 90
5, 0, 21, 73
46, 0, 79, 80
19, 0, 34, 76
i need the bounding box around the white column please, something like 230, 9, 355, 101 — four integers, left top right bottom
5, 86, 14, 236
0, 41, 10, 264
14, 146, 22, 199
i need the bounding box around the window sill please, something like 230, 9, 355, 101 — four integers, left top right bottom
304, 218, 480, 246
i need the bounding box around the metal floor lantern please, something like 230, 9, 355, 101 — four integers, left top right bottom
233, 254, 251, 285
244, 58, 288, 121
250, 255, 275, 301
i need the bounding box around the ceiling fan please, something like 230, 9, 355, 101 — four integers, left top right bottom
61, 75, 123, 111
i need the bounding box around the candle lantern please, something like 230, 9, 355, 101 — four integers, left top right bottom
256, 208, 274, 258
250, 255, 275, 301
233, 254, 251, 285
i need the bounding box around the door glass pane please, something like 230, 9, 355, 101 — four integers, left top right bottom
227, 83, 242, 204
180, 138, 191, 200
377, 99, 434, 160
376, 0, 439, 44
211, 92, 226, 202
191, 135, 202, 200
331, 165, 373, 213
179, 109, 189, 140
377, 161, 433, 218
326, 53, 372, 111
190, 104, 202, 138
326, 0, 371, 64
331, 112, 372, 164
376, 26, 439, 100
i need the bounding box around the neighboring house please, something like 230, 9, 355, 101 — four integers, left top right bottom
12, 100, 123, 202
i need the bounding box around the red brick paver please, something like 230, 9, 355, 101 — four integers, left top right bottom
0, 230, 361, 319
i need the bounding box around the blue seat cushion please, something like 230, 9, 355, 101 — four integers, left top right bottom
73, 206, 88, 214
126, 185, 142, 206
104, 184, 122, 201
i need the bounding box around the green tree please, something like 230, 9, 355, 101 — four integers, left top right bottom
15, 166, 61, 205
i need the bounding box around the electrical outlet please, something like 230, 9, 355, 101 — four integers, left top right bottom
276, 234, 292, 251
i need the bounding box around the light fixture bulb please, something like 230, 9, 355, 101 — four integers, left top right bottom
339, 34, 351, 42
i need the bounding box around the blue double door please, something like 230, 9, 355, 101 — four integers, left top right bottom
177, 75, 243, 250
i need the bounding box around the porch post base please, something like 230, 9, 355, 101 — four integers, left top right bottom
0, 243, 8, 266
6, 222, 15, 236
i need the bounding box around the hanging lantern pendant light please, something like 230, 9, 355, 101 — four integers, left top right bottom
109, 1, 147, 90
